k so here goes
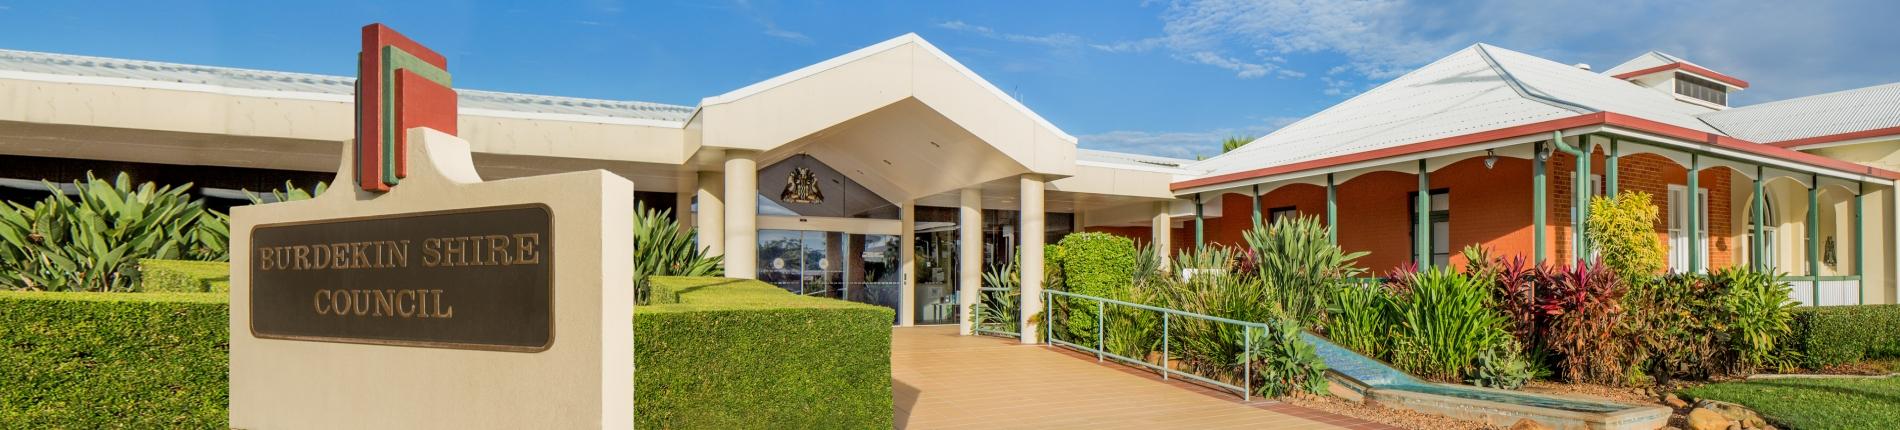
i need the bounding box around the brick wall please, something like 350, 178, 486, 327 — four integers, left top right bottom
1140, 148, 1738, 273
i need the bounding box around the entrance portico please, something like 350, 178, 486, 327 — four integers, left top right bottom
674, 34, 1124, 334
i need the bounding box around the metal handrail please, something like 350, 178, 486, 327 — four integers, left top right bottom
973, 287, 1021, 338
1042, 289, 1270, 401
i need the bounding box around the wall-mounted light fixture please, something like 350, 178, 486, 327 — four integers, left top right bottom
1484, 149, 1498, 170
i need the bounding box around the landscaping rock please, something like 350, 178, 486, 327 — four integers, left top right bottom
1687, 408, 1733, 430
1696, 399, 1766, 428
1508, 418, 1552, 430
1664, 393, 1690, 409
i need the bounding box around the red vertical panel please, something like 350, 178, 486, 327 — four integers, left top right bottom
394, 70, 459, 178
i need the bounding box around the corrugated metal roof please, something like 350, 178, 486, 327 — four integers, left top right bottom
1077, 149, 1193, 171
1183, 44, 1727, 182
0, 48, 695, 124
1603, 52, 1675, 76
1701, 82, 1900, 144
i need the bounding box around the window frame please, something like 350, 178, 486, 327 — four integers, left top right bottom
1407, 188, 1452, 267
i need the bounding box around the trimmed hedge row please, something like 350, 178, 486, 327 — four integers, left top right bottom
137, 259, 231, 293
1790, 304, 1900, 368
0, 291, 229, 428
635, 276, 894, 429
4, 274, 892, 428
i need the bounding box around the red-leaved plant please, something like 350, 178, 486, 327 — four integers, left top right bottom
1539, 260, 1628, 384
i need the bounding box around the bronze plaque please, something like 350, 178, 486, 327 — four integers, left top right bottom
250, 204, 554, 352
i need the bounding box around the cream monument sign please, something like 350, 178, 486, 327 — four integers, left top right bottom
228, 24, 634, 429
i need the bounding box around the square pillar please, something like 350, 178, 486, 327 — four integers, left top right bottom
695, 170, 725, 257
1150, 201, 1171, 265
1019, 174, 1046, 344
723, 150, 758, 279
675, 170, 697, 232
958, 188, 982, 335
899, 199, 917, 327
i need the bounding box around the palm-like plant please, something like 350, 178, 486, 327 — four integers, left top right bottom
0, 172, 222, 291
632, 203, 723, 304
1245, 215, 1367, 328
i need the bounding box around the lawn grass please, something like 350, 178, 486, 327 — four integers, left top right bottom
1680, 376, 1900, 430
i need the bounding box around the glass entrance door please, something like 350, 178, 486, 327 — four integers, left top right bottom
759, 229, 901, 323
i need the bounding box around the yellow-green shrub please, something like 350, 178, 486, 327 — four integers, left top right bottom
138, 259, 230, 293
635, 277, 893, 429
0, 291, 229, 427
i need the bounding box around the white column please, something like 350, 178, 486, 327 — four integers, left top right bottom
899, 199, 917, 327
1020, 174, 1045, 344
723, 150, 758, 279
695, 170, 724, 257
1151, 201, 1172, 265
958, 187, 983, 335
675, 171, 697, 232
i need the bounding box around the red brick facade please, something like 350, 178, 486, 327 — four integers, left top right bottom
1139, 151, 1736, 273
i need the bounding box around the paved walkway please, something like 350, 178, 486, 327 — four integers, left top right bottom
891, 326, 1395, 429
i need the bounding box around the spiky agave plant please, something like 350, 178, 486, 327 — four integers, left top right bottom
632, 202, 722, 304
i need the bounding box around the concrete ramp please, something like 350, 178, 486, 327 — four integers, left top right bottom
1301, 332, 1669, 430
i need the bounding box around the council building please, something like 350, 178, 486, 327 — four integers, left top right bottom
3, 34, 1897, 333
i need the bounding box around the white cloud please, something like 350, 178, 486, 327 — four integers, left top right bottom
937, 20, 1084, 49
1097, 0, 1458, 82
733, 0, 811, 44
1098, 0, 1900, 103
1078, 117, 1299, 159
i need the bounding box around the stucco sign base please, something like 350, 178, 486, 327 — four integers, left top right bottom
229, 128, 634, 429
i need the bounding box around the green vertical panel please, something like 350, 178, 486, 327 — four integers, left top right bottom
1808, 176, 1820, 306
1533, 141, 1546, 264
1855, 183, 1865, 304
1688, 153, 1701, 273
1194, 193, 1205, 248
1607, 139, 1619, 199
1326, 174, 1338, 245
1251, 184, 1262, 226
1416, 159, 1430, 268
1752, 166, 1765, 271
1577, 135, 1592, 258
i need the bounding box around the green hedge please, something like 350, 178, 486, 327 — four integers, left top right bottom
1053, 233, 1136, 340
137, 259, 230, 293
1789, 304, 1900, 368
0, 291, 229, 428
635, 276, 893, 429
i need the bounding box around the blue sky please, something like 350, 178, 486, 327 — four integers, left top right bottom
2, 1, 1896, 159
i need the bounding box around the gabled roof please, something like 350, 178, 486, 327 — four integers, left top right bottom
1701, 82, 1900, 147
1603, 51, 1748, 89
1603, 51, 1686, 76
1187, 44, 1718, 181
0, 48, 695, 124
1175, 44, 1897, 191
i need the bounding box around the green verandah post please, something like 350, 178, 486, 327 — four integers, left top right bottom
1251, 184, 1262, 226
1856, 182, 1865, 304
1688, 153, 1701, 273
1416, 159, 1430, 268
1194, 193, 1205, 248
1753, 166, 1765, 271
1577, 135, 1592, 258
1809, 175, 1820, 305
1533, 141, 1546, 264
1607, 139, 1619, 198
1326, 173, 1337, 245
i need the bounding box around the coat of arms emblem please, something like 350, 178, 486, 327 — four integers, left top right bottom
781, 166, 824, 204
